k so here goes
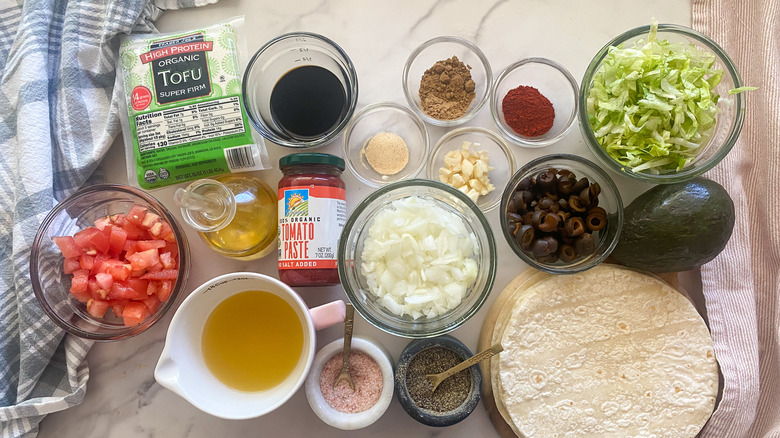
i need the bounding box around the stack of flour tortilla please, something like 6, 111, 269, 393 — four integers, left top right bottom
480, 264, 718, 438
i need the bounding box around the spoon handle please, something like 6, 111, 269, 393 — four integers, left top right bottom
440, 343, 503, 379
340, 304, 355, 368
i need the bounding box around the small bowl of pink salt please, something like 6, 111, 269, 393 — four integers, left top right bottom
305, 336, 394, 430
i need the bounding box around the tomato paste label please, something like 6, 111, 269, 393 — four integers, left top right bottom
278, 185, 346, 270
118, 17, 269, 190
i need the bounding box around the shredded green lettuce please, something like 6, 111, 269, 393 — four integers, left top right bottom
587, 20, 732, 174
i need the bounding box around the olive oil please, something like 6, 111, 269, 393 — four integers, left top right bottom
202, 290, 304, 392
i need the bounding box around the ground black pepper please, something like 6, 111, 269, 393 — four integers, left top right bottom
405, 347, 471, 412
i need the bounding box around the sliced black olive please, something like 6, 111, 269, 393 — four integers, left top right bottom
579, 186, 591, 205
558, 174, 575, 196
575, 233, 596, 256
531, 210, 546, 229
559, 244, 577, 263
589, 182, 601, 198
556, 210, 571, 224
564, 217, 586, 237
571, 177, 589, 194
522, 211, 535, 225
538, 197, 559, 213
557, 168, 574, 177
517, 176, 533, 191
521, 190, 535, 205
568, 195, 588, 213
538, 213, 560, 232
558, 198, 571, 211
507, 212, 524, 223
585, 207, 607, 231
536, 170, 558, 193
531, 236, 559, 258
516, 224, 535, 250
537, 252, 559, 264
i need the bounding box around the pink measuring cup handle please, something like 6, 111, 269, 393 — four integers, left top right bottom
309, 300, 346, 331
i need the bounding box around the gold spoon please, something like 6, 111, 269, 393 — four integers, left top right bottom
425, 343, 504, 393
333, 303, 356, 390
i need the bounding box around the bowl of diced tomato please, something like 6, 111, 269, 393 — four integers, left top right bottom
30, 184, 190, 341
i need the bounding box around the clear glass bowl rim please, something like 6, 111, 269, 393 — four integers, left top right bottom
490, 57, 579, 147
499, 154, 624, 274
242, 31, 359, 149
578, 23, 745, 183
342, 101, 430, 187
402, 36, 493, 127
337, 179, 497, 338
30, 183, 191, 341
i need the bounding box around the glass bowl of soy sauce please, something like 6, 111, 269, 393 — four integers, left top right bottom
243, 32, 359, 148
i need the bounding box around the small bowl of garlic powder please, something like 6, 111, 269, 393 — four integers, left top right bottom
427, 127, 516, 212
343, 102, 429, 187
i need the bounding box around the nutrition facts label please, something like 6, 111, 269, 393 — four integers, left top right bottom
135, 96, 246, 152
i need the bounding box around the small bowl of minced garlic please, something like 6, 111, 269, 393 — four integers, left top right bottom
343, 102, 429, 187
427, 127, 515, 212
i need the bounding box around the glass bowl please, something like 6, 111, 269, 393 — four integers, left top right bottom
490, 58, 579, 147
338, 179, 496, 338
342, 102, 429, 187
243, 32, 359, 148
402, 36, 492, 127
579, 24, 745, 183
30, 184, 190, 341
500, 155, 623, 274
426, 126, 516, 212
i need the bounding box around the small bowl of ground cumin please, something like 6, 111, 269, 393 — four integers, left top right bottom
403, 37, 493, 127
490, 58, 579, 147
343, 102, 429, 187
395, 335, 482, 427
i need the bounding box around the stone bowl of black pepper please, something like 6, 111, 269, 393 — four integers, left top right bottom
402, 36, 492, 127
394, 335, 482, 427
500, 154, 624, 274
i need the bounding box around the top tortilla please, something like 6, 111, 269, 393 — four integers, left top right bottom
498, 264, 718, 438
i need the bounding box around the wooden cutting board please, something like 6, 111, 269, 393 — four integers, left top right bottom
477, 270, 680, 438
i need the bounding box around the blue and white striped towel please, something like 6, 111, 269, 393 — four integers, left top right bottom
0, 0, 215, 436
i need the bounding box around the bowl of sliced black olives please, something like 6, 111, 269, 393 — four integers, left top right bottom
500, 154, 623, 274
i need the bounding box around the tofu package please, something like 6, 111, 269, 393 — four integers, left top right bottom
116, 16, 270, 190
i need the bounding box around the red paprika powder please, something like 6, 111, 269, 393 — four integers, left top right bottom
502, 85, 555, 137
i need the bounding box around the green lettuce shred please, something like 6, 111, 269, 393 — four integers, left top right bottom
587, 20, 733, 174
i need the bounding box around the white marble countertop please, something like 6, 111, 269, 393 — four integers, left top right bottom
38, 1, 695, 436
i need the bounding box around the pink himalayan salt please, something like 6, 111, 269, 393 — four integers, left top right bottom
319, 351, 383, 413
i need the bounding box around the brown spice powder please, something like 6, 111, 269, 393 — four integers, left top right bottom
418, 56, 476, 120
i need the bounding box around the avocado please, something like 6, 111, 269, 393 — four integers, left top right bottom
610, 177, 735, 273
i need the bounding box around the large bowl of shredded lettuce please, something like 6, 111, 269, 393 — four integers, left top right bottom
579, 21, 747, 183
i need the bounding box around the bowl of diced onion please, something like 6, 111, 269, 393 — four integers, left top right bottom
579, 21, 747, 183
337, 179, 497, 338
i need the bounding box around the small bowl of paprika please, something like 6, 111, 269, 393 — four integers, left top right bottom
490, 58, 579, 147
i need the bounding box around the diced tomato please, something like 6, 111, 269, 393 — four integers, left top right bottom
126, 205, 148, 226
122, 302, 150, 326
122, 221, 145, 240
94, 216, 112, 231
69, 269, 89, 293
140, 269, 178, 281
136, 240, 165, 251
78, 254, 95, 270
53, 236, 82, 258
57, 206, 180, 328
157, 280, 173, 302
94, 272, 114, 291
142, 295, 161, 314
109, 226, 128, 253
63, 257, 80, 274
163, 242, 179, 259
70, 289, 91, 303
108, 264, 131, 281
87, 299, 109, 319
141, 212, 160, 229
127, 248, 160, 271
159, 252, 175, 269
109, 299, 129, 318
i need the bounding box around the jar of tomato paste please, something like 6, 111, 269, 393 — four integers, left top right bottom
278, 153, 346, 287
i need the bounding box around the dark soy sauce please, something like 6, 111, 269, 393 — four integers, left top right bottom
269, 65, 347, 139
